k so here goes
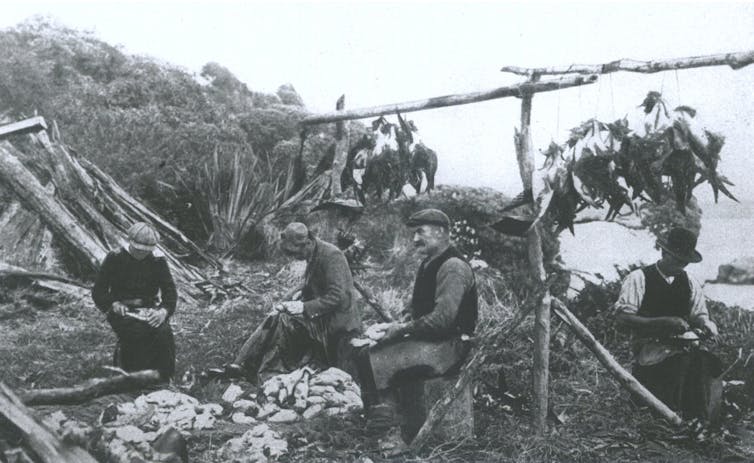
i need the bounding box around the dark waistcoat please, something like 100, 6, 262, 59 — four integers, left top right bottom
411, 246, 478, 335
638, 264, 692, 319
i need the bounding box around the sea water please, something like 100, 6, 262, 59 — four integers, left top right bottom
560, 200, 754, 310
695, 200, 754, 310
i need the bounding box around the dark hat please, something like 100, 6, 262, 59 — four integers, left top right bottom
280, 222, 309, 246
406, 208, 450, 229
658, 227, 702, 263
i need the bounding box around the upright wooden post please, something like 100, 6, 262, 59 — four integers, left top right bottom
514, 74, 551, 434
330, 95, 348, 197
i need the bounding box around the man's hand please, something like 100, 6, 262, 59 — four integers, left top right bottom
661, 316, 690, 334
111, 302, 128, 317
279, 301, 304, 315
701, 320, 719, 339
146, 308, 168, 328
380, 322, 408, 343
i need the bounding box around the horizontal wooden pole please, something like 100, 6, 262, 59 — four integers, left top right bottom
501, 50, 754, 76
301, 74, 597, 125
0, 116, 47, 140
550, 298, 683, 426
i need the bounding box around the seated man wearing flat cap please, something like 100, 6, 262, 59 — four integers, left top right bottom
92, 222, 178, 381
616, 227, 722, 421
356, 208, 478, 450
225, 222, 362, 383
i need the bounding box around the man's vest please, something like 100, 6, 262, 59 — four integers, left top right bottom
410, 246, 478, 336
637, 264, 692, 319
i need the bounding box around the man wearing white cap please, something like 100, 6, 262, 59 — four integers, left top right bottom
92, 222, 178, 380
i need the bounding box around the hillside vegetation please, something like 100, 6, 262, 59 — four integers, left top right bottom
2, 17, 754, 463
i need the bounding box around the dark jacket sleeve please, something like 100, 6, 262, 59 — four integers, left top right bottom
156, 257, 178, 316
303, 248, 352, 318
92, 253, 115, 313
406, 258, 473, 337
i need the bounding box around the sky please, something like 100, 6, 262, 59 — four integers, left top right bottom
3, 0, 754, 205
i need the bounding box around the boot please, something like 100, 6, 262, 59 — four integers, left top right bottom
366, 392, 408, 456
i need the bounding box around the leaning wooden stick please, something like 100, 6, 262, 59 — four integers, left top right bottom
20, 370, 161, 406
550, 297, 682, 426
410, 305, 533, 449
0, 382, 98, 462
353, 280, 393, 322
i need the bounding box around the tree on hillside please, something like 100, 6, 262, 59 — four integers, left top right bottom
0, 17, 346, 250
277, 83, 304, 107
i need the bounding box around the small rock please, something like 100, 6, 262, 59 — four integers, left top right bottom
193, 412, 216, 430
144, 390, 198, 408
231, 412, 257, 425
42, 411, 68, 433
293, 398, 308, 412
324, 406, 348, 416
198, 403, 223, 415
306, 395, 326, 406
256, 402, 279, 420
233, 399, 258, 413
268, 409, 299, 423
302, 404, 323, 419
249, 423, 271, 438
114, 425, 148, 443
222, 384, 244, 403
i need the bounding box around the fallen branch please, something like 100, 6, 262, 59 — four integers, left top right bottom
500, 50, 754, 76
550, 297, 682, 426
0, 262, 88, 288
0, 116, 47, 140
0, 382, 97, 462
302, 74, 597, 124
20, 370, 161, 406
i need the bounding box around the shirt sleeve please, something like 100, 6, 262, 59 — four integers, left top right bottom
156, 257, 178, 316
407, 258, 473, 337
92, 253, 115, 313
688, 275, 713, 327
615, 269, 645, 315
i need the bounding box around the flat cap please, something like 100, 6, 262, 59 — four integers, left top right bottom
406, 208, 450, 229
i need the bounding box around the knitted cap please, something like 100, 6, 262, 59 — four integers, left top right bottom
127, 222, 158, 251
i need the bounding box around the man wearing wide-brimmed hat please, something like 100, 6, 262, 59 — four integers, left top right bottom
223, 222, 362, 383
92, 222, 177, 380
616, 227, 721, 421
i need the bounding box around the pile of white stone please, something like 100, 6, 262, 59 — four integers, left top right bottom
102, 389, 222, 433
224, 367, 363, 425
215, 423, 288, 462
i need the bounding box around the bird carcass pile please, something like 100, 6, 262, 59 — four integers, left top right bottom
41, 409, 190, 463
224, 367, 363, 425
493, 91, 736, 236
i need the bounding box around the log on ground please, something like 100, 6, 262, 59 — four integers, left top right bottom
20, 370, 161, 406
0, 382, 97, 463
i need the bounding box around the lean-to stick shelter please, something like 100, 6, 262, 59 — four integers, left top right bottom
0, 118, 221, 302
300, 49, 754, 440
